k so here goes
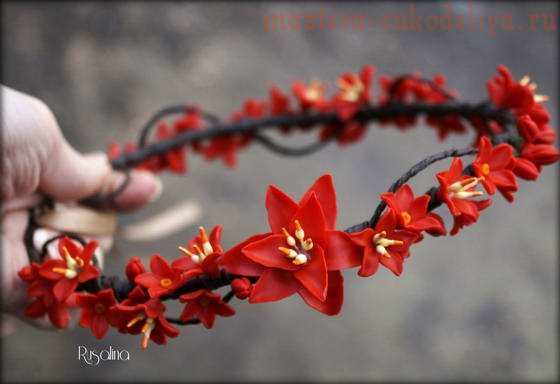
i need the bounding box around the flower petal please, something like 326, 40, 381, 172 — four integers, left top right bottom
91, 315, 109, 339
150, 254, 173, 277
265, 185, 298, 233
294, 246, 327, 301
323, 230, 362, 270
243, 234, 299, 271
298, 174, 337, 229
358, 246, 380, 277
249, 269, 299, 303
219, 233, 270, 276
292, 193, 327, 243
298, 271, 344, 316
53, 278, 78, 302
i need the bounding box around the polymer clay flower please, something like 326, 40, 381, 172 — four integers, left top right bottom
222, 174, 361, 315
437, 158, 491, 235
76, 289, 117, 339
472, 137, 518, 201
380, 184, 446, 235
350, 210, 418, 277
39, 237, 100, 302
179, 290, 235, 328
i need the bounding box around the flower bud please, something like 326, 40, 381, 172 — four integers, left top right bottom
231, 277, 252, 300
125, 256, 145, 283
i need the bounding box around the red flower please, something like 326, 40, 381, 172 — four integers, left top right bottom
520, 143, 560, 169
333, 65, 375, 120
472, 137, 518, 201
76, 289, 117, 339
231, 277, 253, 299
155, 122, 186, 173
350, 210, 418, 277
179, 290, 235, 328
517, 114, 555, 145
23, 275, 72, 329
135, 255, 194, 298
125, 256, 146, 283
380, 184, 446, 236
437, 158, 491, 235
39, 237, 100, 302
173, 226, 223, 278
292, 79, 327, 111
487, 65, 548, 113
269, 86, 291, 116
320, 120, 369, 145
111, 286, 179, 349
224, 174, 361, 315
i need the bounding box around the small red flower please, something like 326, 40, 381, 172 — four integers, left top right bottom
125, 256, 146, 283
333, 65, 375, 120
487, 65, 548, 113
173, 226, 223, 278
269, 86, 291, 116
437, 158, 491, 235
76, 289, 117, 339
292, 79, 327, 111
472, 137, 518, 201
111, 286, 179, 349
22, 273, 72, 329
39, 237, 100, 302
517, 114, 555, 145
179, 290, 235, 328
155, 122, 186, 173
135, 255, 194, 298
350, 210, 418, 277
231, 277, 253, 299
380, 184, 446, 236
223, 174, 361, 315
520, 143, 560, 169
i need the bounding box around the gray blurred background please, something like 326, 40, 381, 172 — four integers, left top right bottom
1, 1, 558, 382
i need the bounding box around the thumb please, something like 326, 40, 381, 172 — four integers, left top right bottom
40, 140, 162, 211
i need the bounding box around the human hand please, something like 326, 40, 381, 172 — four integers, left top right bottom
1, 85, 161, 329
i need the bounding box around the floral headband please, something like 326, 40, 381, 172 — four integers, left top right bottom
19, 65, 559, 349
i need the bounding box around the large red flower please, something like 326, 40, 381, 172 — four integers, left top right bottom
76, 289, 117, 339
437, 158, 491, 235
222, 174, 361, 315
472, 136, 518, 201
380, 184, 446, 236
135, 255, 196, 298
110, 286, 179, 349
179, 289, 235, 328
39, 237, 100, 302
172, 226, 223, 278
350, 210, 418, 277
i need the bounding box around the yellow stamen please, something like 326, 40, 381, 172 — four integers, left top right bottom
481, 163, 490, 176
178, 246, 195, 257
534, 94, 549, 103
127, 314, 145, 328
293, 253, 308, 265
401, 212, 412, 225
294, 220, 305, 240
160, 278, 173, 288
52, 267, 67, 275
278, 247, 297, 259
304, 79, 324, 101
199, 226, 214, 255
302, 238, 314, 251
282, 228, 296, 247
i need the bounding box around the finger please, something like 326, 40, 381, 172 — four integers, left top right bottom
39, 145, 162, 211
